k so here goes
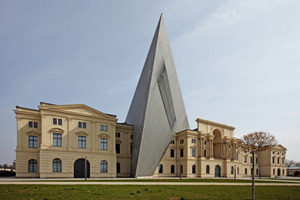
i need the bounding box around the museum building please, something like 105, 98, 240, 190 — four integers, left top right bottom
14, 102, 286, 178
14, 15, 286, 178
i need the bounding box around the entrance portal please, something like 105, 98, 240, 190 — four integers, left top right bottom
215, 165, 221, 177
74, 159, 90, 178
277, 168, 281, 176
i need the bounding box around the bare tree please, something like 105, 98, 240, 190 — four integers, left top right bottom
241, 131, 278, 200
286, 159, 296, 167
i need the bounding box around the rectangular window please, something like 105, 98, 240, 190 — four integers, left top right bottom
192, 148, 196, 157
180, 139, 184, 144
29, 135, 38, 148
83, 122, 86, 129
130, 134, 133, 139
192, 139, 196, 144
256, 158, 258, 164
29, 121, 38, 128
236, 153, 239, 160
277, 158, 280, 164
116, 143, 120, 154
204, 150, 206, 157
34, 122, 38, 128
78, 122, 82, 128
272, 157, 275, 164
100, 138, 108, 150
53, 118, 62, 125
29, 121, 33, 128
170, 149, 174, 158
180, 149, 184, 157
116, 132, 120, 138
282, 158, 285, 164
130, 145, 132, 155
244, 156, 247, 163
53, 133, 62, 147
101, 125, 104, 131
78, 136, 86, 148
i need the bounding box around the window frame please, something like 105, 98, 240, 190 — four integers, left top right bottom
28, 159, 37, 172
100, 138, 108, 150
53, 158, 62, 172
78, 136, 86, 148
29, 135, 38, 148
53, 133, 62, 147
101, 160, 108, 173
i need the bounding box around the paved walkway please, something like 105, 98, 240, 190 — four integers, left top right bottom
0, 178, 299, 186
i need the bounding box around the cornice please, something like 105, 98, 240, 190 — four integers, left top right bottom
196, 118, 235, 130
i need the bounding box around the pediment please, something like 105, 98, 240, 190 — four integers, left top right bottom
25, 131, 40, 136
39, 104, 117, 120
98, 133, 110, 138
75, 131, 88, 136
49, 128, 64, 133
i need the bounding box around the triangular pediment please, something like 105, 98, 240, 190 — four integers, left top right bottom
39, 104, 116, 121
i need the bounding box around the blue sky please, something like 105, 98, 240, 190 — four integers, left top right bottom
1, 0, 299, 164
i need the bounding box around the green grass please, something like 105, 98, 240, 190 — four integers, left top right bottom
0, 185, 300, 200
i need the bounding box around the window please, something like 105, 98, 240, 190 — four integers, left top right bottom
130, 145, 132, 155
78, 122, 86, 128
204, 150, 207, 157
245, 168, 247, 175
180, 139, 184, 144
78, 136, 86, 148
170, 140, 175, 144
171, 165, 175, 174
29, 121, 38, 128
272, 157, 275, 164
192, 148, 196, 157
101, 160, 108, 173
29, 135, 38, 148
100, 138, 108, 150
231, 166, 234, 174
53, 118, 62, 125
180, 149, 184, 157
116, 143, 120, 154
273, 169, 275, 175
282, 158, 285, 164
237, 167, 239, 174
250, 157, 253, 163
130, 134, 133, 139
53, 133, 62, 147
115, 132, 120, 138
53, 159, 62, 172
277, 158, 280, 164
170, 149, 174, 158
244, 156, 247, 163
283, 169, 285, 175
192, 139, 196, 144
206, 165, 210, 174
204, 141, 207, 145
117, 162, 120, 173
180, 165, 183, 174
236, 153, 239, 160
158, 164, 163, 173
256, 168, 259, 175
101, 125, 108, 131
256, 158, 258, 164
192, 165, 196, 174
28, 159, 37, 172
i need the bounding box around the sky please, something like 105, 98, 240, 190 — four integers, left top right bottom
0, 0, 300, 165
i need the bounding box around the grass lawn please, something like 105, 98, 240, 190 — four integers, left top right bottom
0, 185, 300, 200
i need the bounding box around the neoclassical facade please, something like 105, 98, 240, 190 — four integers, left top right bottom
15, 103, 286, 178
14, 102, 132, 178
154, 118, 287, 178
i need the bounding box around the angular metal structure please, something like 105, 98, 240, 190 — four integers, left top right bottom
126, 15, 189, 177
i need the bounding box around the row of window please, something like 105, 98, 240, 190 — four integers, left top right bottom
28, 159, 109, 173
28, 121, 38, 128
169, 148, 197, 158
158, 164, 188, 174
272, 157, 285, 165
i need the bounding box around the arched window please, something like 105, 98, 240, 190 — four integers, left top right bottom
206, 165, 210, 174
53, 158, 62, 172
101, 160, 108, 173
28, 159, 37, 172
158, 164, 163, 173
192, 165, 196, 174
116, 162, 120, 173
171, 165, 175, 174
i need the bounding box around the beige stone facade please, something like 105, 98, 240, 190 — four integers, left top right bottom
14, 103, 132, 178
15, 103, 286, 178
154, 118, 287, 178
